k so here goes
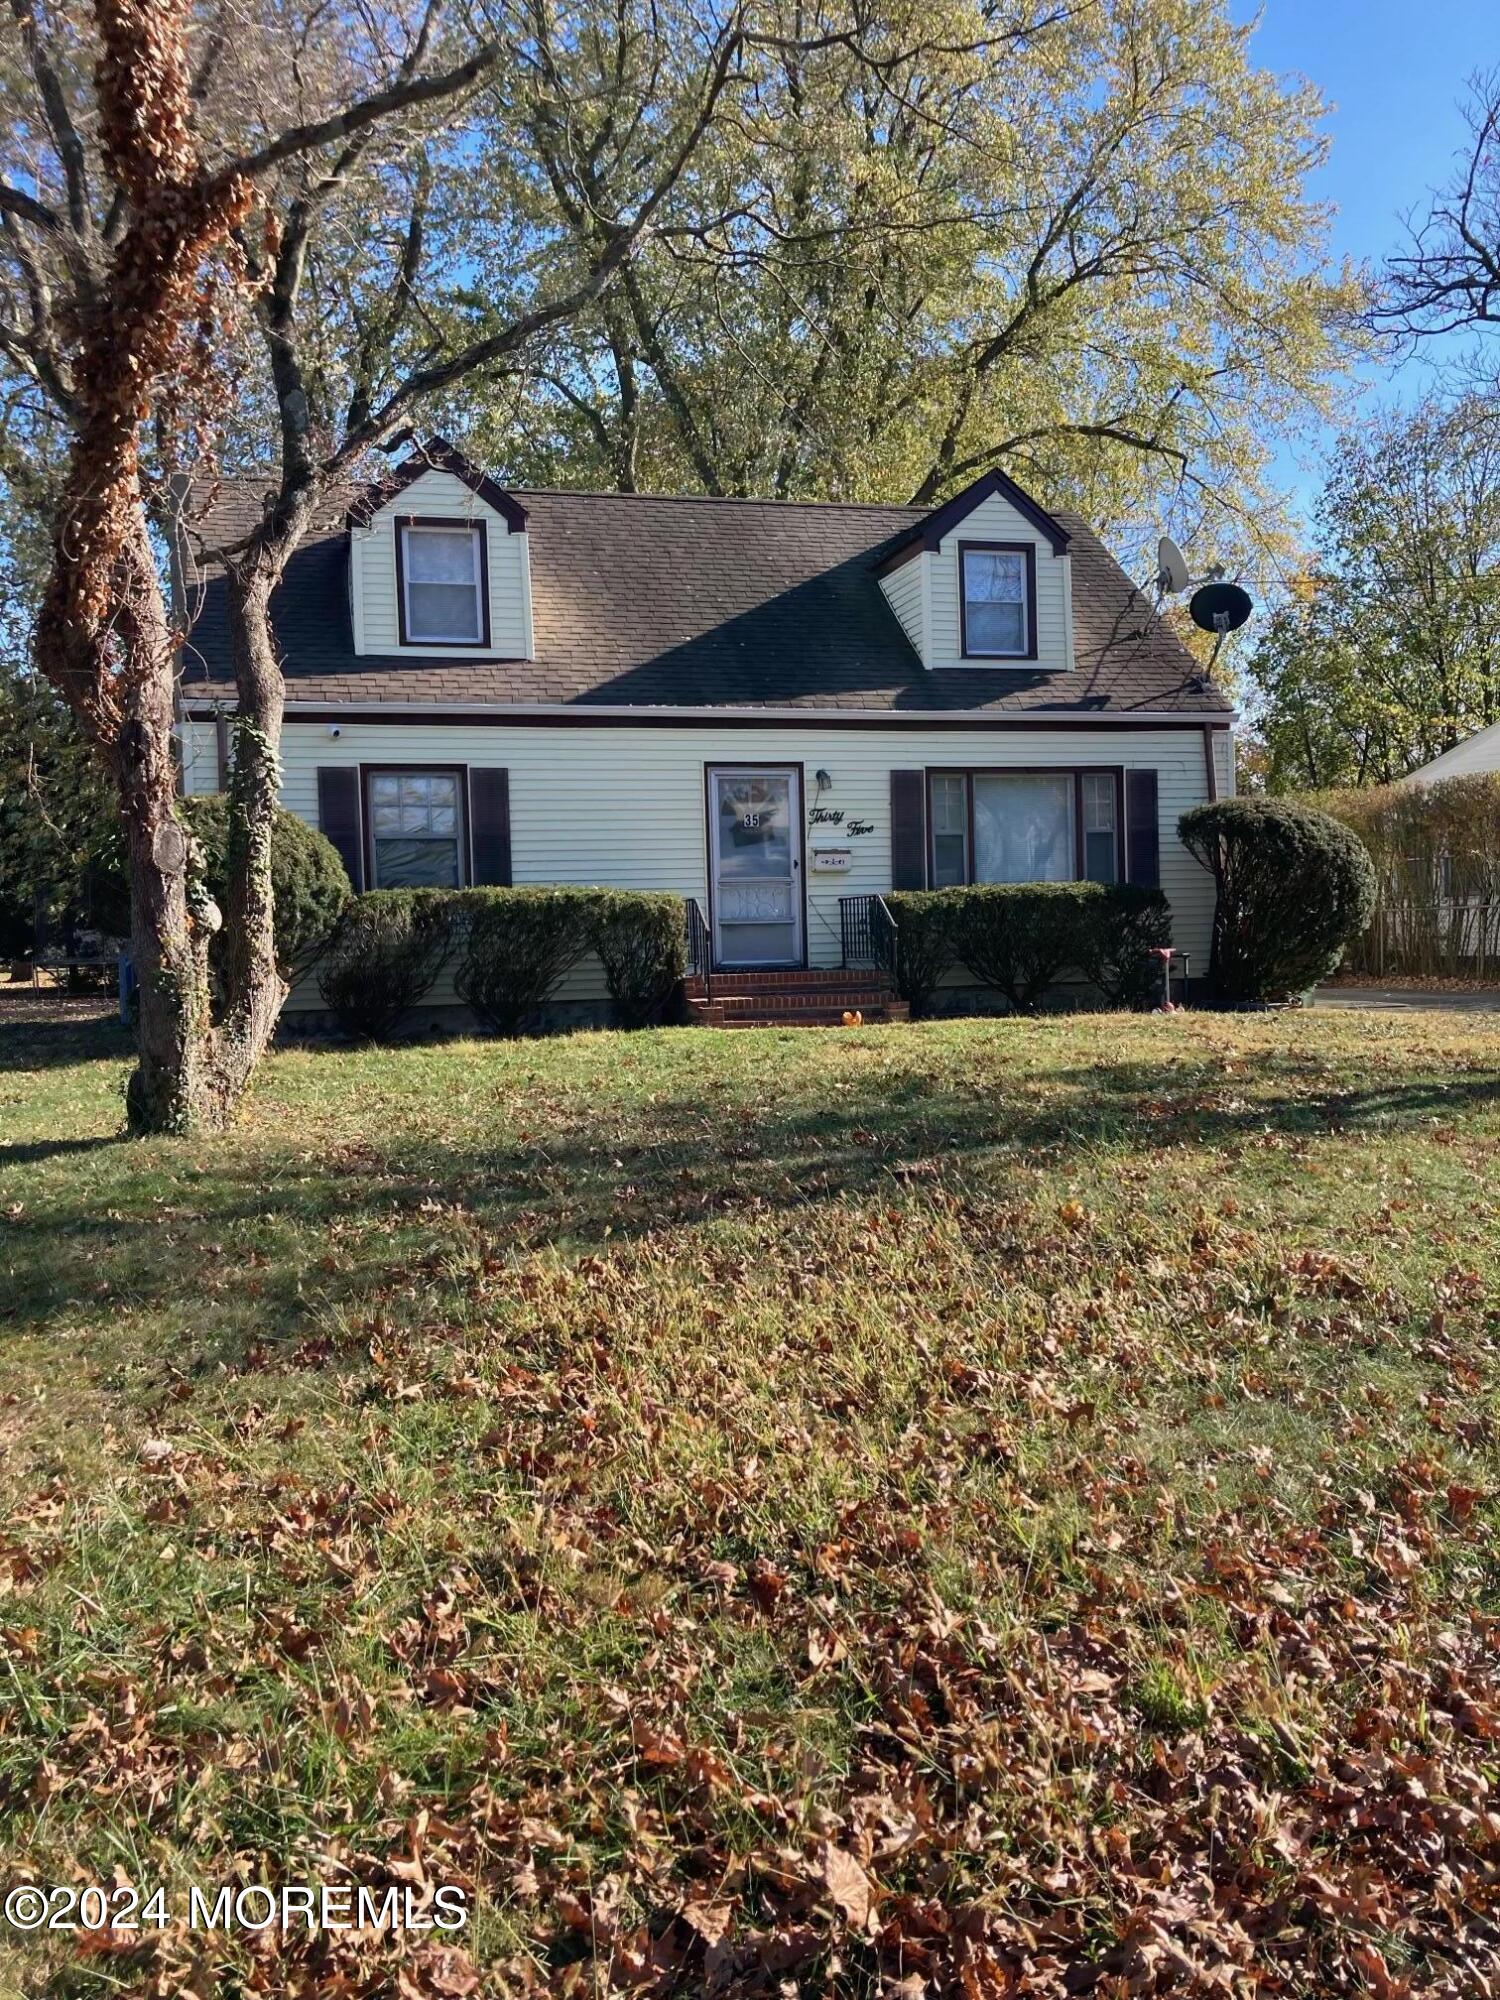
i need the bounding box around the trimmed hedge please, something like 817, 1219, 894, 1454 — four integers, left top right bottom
177, 794, 350, 981
587, 889, 687, 1027
884, 891, 956, 1018
889, 881, 1173, 1014
1179, 799, 1376, 1003
316, 890, 451, 1041
945, 882, 1112, 1014
1078, 884, 1173, 1008
451, 886, 599, 1035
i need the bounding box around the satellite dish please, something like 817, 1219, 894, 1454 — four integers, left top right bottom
1156, 536, 1190, 595
1189, 580, 1253, 635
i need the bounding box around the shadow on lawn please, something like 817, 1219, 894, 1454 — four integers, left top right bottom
0, 1014, 131, 1072
3, 1042, 1497, 1348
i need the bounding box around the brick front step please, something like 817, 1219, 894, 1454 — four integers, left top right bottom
685, 967, 888, 997
689, 999, 910, 1028
721, 987, 890, 1009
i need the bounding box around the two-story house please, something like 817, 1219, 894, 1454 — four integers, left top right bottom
176, 439, 1233, 1018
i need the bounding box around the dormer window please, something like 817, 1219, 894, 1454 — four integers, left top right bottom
397, 519, 489, 646
959, 541, 1036, 660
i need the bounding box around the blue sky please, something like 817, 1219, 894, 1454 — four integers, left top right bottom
1232, 0, 1492, 500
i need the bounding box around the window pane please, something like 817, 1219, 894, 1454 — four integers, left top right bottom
1081, 776, 1117, 883
973, 772, 1074, 882
407, 529, 477, 583
1082, 774, 1116, 831
404, 527, 481, 641
933, 833, 968, 888
963, 549, 1025, 602
966, 600, 1026, 653
1084, 829, 1117, 884
962, 548, 1028, 655
931, 774, 967, 835
374, 837, 460, 888
370, 772, 461, 887
717, 921, 796, 964
408, 581, 481, 641
716, 776, 791, 877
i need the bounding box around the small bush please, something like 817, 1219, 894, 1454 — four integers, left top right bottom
1078, 884, 1173, 1008
317, 890, 451, 1040
1179, 799, 1376, 1003
452, 886, 595, 1034
946, 882, 1105, 1013
178, 794, 350, 980
885, 891, 956, 1018
586, 890, 687, 1027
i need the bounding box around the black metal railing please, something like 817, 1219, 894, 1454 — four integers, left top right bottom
684, 896, 712, 1001
839, 893, 899, 987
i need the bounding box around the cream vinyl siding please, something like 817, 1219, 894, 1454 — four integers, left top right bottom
926, 491, 1072, 673
183, 716, 1222, 1008
1214, 727, 1236, 799
351, 468, 532, 659
877, 553, 924, 658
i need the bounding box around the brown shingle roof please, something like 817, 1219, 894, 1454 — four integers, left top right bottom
177, 479, 1231, 716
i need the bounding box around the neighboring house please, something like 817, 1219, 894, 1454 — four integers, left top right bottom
176, 439, 1234, 1019
1402, 721, 1500, 785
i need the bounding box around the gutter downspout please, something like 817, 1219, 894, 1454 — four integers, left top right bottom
1202, 724, 1219, 801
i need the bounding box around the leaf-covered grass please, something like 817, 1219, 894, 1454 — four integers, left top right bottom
1, 1009, 1497, 1998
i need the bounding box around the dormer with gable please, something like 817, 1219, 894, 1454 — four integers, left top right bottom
347, 440, 534, 661
875, 468, 1075, 674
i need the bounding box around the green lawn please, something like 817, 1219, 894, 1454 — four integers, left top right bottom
1, 1009, 1497, 1998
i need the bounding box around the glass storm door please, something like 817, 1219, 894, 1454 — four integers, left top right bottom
709, 766, 803, 968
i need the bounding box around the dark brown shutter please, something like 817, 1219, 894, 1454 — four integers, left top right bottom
317, 766, 364, 892
1125, 769, 1159, 887
469, 768, 511, 886
890, 769, 927, 891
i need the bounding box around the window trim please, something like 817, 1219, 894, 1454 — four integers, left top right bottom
394, 515, 491, 650
924, 765, 1126, 886
957, 539, 1038, 662
361, 762, 472, 890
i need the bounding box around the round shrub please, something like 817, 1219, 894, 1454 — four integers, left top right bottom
178, 793, 350, 980
586, 890, 687, 1028
885, 891, 956, 1018
1179, 799, 1376, 1003
316, 890, 451, 1040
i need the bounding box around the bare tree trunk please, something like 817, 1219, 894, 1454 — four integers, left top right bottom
114, 530, 216, 1134
213, 564, 290, 1095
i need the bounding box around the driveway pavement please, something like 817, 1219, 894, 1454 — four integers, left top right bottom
1312, 985, 1500, 1014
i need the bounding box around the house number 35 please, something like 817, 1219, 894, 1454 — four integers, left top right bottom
742, 811, 762, 828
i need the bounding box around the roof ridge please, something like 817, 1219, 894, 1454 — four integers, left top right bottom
185, 469, 928, 517
512, 487, 927, 514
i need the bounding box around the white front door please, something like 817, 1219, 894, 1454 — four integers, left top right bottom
709, 766, 804, 968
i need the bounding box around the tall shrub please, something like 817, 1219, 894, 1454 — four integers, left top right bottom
452, 887, 595, 1034
885, 891, 956, 1018
1180, 799, 1376, 1003
317, 890, 451, 1041
586, 890, 687, 1027
946, 883, 1104, 1013
1303, 775, 1500, 977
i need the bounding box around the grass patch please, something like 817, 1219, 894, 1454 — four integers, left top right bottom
1, 1008, 1498, 1996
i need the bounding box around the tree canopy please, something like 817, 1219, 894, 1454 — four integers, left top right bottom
451, 0, 1361, 571
1245, 396, 1500, 791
